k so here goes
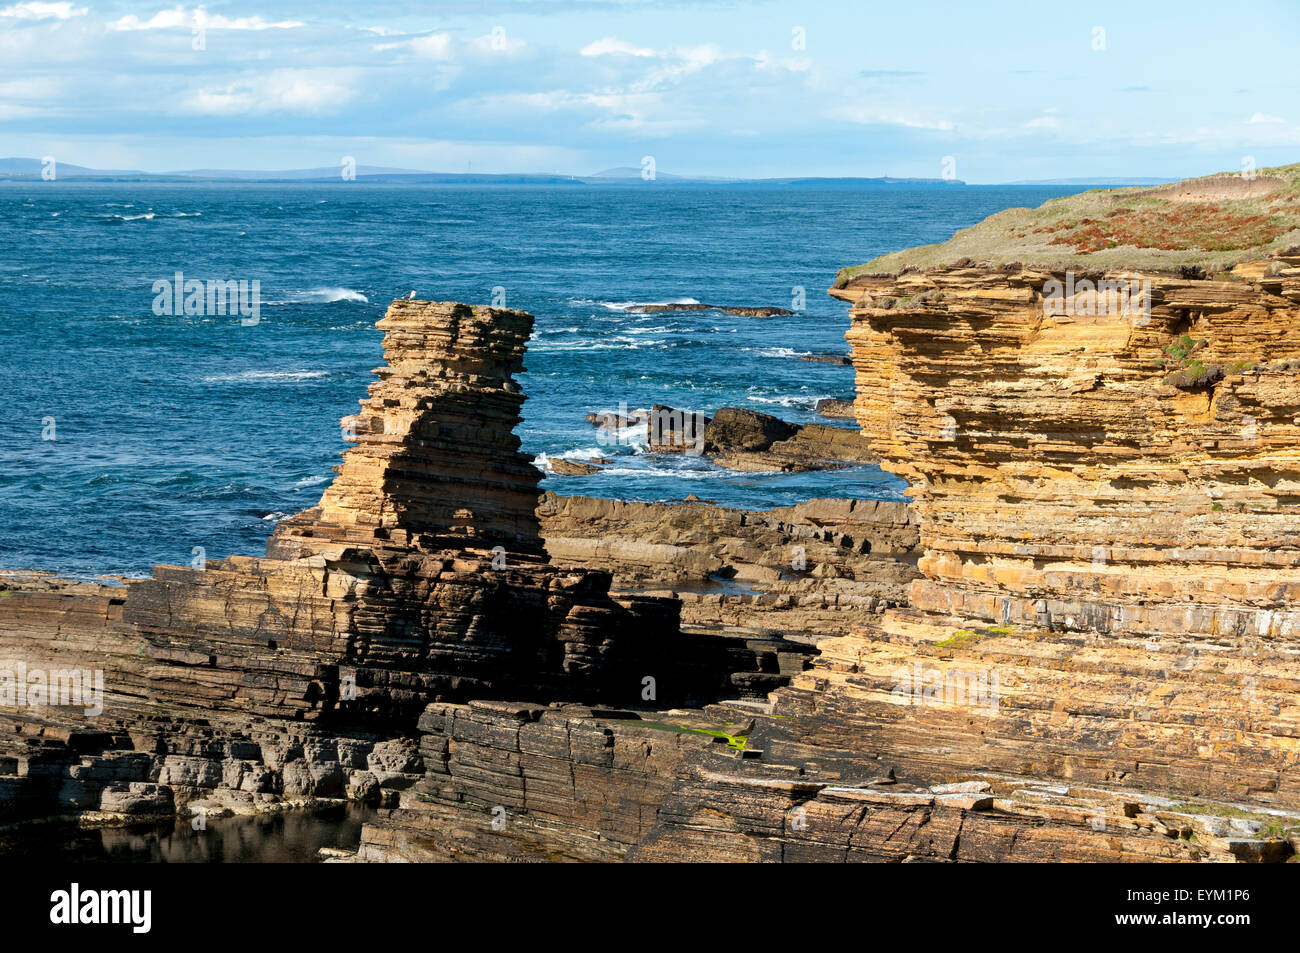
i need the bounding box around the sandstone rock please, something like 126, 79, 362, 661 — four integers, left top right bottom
548, 458, 602, 476
538, 492, 919, 635
646, 404, 710, 454
99, 782, 174, 815
814, 398, 856, 419
703, 408, 800, 454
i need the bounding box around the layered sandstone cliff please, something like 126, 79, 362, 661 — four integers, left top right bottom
722, 170, 1300, 848
538, 493, 918, 635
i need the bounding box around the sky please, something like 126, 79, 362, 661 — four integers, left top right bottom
1, 0, 1298, 182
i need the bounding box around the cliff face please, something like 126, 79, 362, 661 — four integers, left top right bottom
585, 175, 1300, 863
832, 252, 1300, 641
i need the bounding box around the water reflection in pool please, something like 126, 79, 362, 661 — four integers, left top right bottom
0, 803, 375, 863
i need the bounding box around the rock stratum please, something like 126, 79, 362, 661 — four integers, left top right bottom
5, 166, 1300, 862
0, 301, 811, 831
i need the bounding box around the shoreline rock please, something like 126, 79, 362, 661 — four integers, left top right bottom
622, 302, 794, 317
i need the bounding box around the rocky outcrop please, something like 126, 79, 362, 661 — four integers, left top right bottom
674, 183, 1300, 860
622, 303, 794, 317
122, 301, 695, 723
813, 398, 856, 419
832, 252, 1300, 644
546, 458, 602, 476
703, 407, 800, 454
356, 692, 1297, 863
0, 300, 808, 834
538, 493, 919, 636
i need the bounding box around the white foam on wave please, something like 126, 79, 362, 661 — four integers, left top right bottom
112, 212, 155, 221
599, 298, 701, 312
747, 393, 832, 409
625, 325, 696, 335
292, 474, 329, 488
530, 336, 649, 352
594, 465, 724, 480
202, 370, 330, 383
267, 287, 369, 305
171, 211, 202, 218
744, 346, 812, 358
556, 446, 610, 461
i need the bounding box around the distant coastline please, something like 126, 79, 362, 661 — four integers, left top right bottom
0, 159, 966, 187
0, 158, 1186, 187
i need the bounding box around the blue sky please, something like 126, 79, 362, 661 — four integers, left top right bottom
2, 0, 1298, 181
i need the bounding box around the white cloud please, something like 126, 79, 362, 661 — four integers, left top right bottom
828, 105, 953, 130
373, 31, 454, 59
181, 70, 355, 115
1023, 115, 1061, 129
0, 2, 86, 19
1247, 112, 1285, 124
581, 36, 655, 58
111, 5, 303, 31
410, 32, 453, 59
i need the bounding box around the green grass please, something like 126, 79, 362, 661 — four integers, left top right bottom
935, 624, 1014, 648
636, 722, 748, 750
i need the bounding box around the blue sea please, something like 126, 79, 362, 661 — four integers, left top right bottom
0, 182, 1077, 577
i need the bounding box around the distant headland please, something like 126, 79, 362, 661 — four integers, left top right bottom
0, 156, 965, 186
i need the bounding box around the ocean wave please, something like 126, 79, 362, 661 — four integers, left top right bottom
600, 298, 700, 312
260, 511, 292, 522
586, 465, 724, 480
202, 370, 330, 383
744, 346, 812, 358
747, 393, 831, 409
109, 212, 155, 222
550, 446, 619, 462
171, 211, 202, 218
291, 474, 329, 488
267, 287, 369, 305
530, 336, 650, 351
625, 325, 698, 335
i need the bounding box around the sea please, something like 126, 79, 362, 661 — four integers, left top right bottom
0, 182, 1078, 578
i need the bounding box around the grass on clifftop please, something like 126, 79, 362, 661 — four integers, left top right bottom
836, 162, 1300, 283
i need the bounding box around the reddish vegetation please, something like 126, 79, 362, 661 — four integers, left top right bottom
1039, 203, 1290, 253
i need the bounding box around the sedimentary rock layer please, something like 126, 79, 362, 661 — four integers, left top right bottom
0, 301, 814, 833
833, 252, 1300, 640
538, 493, 919, 634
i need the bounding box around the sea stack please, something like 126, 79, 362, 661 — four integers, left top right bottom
123, 300, 690, 722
